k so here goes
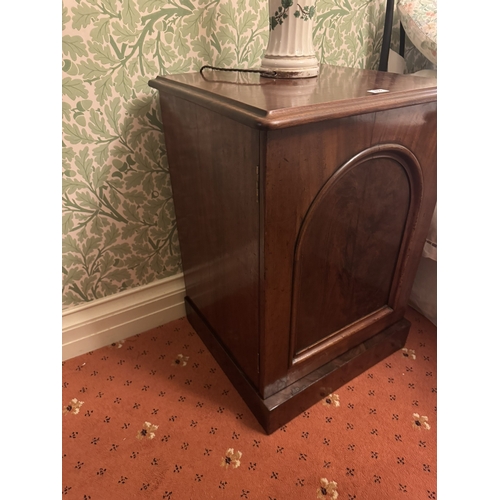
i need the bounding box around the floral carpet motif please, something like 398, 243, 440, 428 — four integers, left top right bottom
62, 307, 436, 499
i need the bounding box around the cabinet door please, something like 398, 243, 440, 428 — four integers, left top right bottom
260, 107, 435, 398
290, 146, 421, 362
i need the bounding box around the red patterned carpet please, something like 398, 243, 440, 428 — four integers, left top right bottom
62, 307, 436, 499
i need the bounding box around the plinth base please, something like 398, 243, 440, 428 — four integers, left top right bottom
185, 297, 410, 434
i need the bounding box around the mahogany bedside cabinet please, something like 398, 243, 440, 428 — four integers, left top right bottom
149, 64, 437, 434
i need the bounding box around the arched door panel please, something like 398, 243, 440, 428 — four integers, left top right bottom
290, 145, 422, 359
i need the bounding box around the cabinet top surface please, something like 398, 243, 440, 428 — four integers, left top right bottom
149, 64, 437, 129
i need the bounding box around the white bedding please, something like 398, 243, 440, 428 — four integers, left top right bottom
409, 205, 437, 325
395, 0, 437, 325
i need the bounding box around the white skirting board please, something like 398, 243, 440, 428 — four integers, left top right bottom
62, 273, 186, 361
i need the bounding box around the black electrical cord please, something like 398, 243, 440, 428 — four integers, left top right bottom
200, 65, 278, 78
199, 65, 279, 85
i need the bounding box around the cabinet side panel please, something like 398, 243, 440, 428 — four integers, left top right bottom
159, 94, 260, 387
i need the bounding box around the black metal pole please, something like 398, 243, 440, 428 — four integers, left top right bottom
379, 0, 394, 72
399, 22, 406, 58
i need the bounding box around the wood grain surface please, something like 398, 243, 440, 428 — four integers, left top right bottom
150, 64, 437, 424
149, 64, 437, 129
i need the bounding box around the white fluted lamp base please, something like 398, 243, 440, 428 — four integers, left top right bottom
261, 0, 319, 79
261, 55, 319, 79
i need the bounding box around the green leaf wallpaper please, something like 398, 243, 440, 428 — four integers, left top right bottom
62, 0, 432, 309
